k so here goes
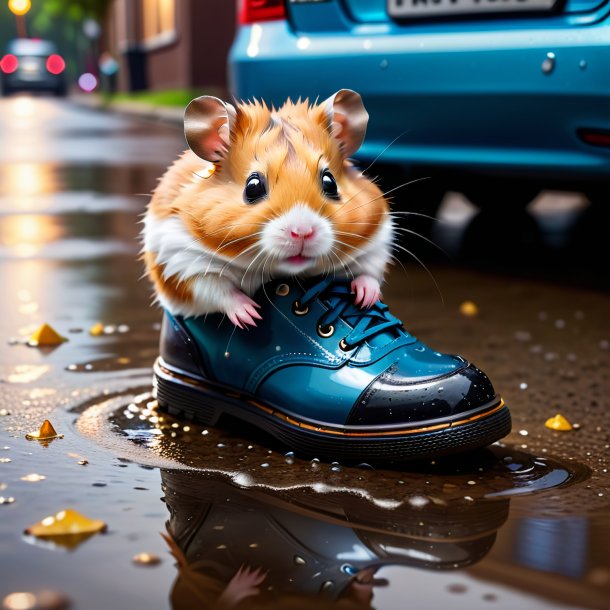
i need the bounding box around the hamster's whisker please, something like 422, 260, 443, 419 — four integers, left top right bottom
327, 184, 372, 220
329, 247, 354, 280
334, 229, 372, 241
358, 130, 410, 176
391, 226, 448, 257
218, 243, 260, 278
204, 233, 264, 276
390, 211, 443, 223
240, 247, 268, 289
390, 242, 444, 304
334, 177, 431, 219
332, 238, 368, 260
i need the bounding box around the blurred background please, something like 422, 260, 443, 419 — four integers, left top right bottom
0, 0, 608, 290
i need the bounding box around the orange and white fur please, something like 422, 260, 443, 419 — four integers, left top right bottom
143, 89, 393, 328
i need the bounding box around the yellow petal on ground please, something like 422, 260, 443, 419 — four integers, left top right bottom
25, 508, 106, 538
27, 324, 67, 347
89, 322, 104, 336
25, 419, 64, 441
545, 413, 573, 431
459, 300, 479, 317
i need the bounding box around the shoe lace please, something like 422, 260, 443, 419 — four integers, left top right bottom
298, 277, 405, 350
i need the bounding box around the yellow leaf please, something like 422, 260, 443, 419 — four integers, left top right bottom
545, 413, 573, 431
459, 300, 479, 317
89, 322, 104, 336
27, 324, 67, 347
26, 419, 64, 441
25, 508, 106, 538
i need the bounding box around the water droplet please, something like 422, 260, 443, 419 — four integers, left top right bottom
447, 583, 468, 594
2, 590, 70, 610
519, 430, 529, 437
294, 555, 307, 565
201, 430, 209, 435
224, 352, 230, 358
260, 463, 270, 468
0, 496, 16, 504
0, 458, 11, 464
249, 543, 259, 548
519, 382, 528, 390
216, 544, 227, 550
555, 319, 566, 329
132, 552, 161, 566
579, 60, 587, 70
414, 345, 425, 352
21, 474, 46, 482
379, 59, 388, 69
320, 581, 334, 592
330, 465, 341, 472
514, 330, 531, 342
542, 52, 556, 75
438, 387, 444, 393
408, 495, 429, 508
467, 480, 476, 485
599, 339, 609, 350
0, 409, 10, 416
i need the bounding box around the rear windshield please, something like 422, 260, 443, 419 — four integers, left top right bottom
6, 39, 57, 56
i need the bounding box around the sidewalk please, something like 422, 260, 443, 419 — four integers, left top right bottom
70, 93, 183, 127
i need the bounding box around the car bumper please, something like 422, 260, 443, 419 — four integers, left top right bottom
230, 21, 610, 181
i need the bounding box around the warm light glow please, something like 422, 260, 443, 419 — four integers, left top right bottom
0, 215, 64, 257
8, 0, 31, 16
1, 162, 57, 200
10, 95, 34, 118
46, 54, 65, 75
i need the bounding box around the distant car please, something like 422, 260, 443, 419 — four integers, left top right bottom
1, 38, 67, 97
229, 0, 610, 209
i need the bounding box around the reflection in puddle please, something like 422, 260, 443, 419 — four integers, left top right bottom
161, 469, 509, 609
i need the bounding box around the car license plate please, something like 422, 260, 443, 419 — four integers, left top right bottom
388, 0, 557, 18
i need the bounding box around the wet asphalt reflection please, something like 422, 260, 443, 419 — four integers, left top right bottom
0, 96, 608, 610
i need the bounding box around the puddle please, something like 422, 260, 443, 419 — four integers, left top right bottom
71, 386, 599, 609
75, 387, 589, 505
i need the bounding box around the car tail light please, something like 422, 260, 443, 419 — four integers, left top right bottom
0, 54, 19, 74
46, 54, 65, 75
239, 0, 286, 24
578, 128, 610, 148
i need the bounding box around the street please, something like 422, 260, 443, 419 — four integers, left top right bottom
0, 95, 609, 610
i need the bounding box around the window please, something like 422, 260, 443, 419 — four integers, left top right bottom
141, 0, 176, 48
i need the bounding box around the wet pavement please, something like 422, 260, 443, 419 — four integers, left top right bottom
0, 96, 609, 610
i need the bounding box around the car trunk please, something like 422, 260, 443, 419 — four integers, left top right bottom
286, 0, 607, 31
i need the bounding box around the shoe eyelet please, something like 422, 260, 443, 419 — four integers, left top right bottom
317, 324, 335, 338
293, 301, 309, 316
339, 338, 351, 351
276, 283, 290, 296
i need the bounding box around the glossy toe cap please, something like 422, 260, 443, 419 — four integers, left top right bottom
346, 359, 497, 427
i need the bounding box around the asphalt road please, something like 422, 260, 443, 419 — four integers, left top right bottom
0, 95, 608, 610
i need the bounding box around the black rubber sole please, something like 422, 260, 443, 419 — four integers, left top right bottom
153, 358, 512, 463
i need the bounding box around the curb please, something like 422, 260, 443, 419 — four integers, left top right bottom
70, 93, 183, 127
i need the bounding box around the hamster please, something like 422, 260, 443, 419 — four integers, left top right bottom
142, 89, 393, 328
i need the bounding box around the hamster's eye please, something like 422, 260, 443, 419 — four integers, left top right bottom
244, 173, 267, 204
321, 169, 340, 201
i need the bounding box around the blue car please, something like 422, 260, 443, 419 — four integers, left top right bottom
229, 0, 610, 209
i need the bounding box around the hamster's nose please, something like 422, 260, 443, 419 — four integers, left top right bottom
290, 226, 315, 240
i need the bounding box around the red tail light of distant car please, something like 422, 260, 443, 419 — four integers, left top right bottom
46, 54, 65, 75
0, 54, 19, 74
239, 0, 285, 24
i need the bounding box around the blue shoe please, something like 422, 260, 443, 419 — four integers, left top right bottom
154, 276, 510, 462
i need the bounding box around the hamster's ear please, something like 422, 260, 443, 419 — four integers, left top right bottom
323, 89, 369, 158
184, 96, 237, 162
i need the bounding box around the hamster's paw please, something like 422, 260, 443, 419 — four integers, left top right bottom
351, 275, 381, 309
226, 291, 262, 329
